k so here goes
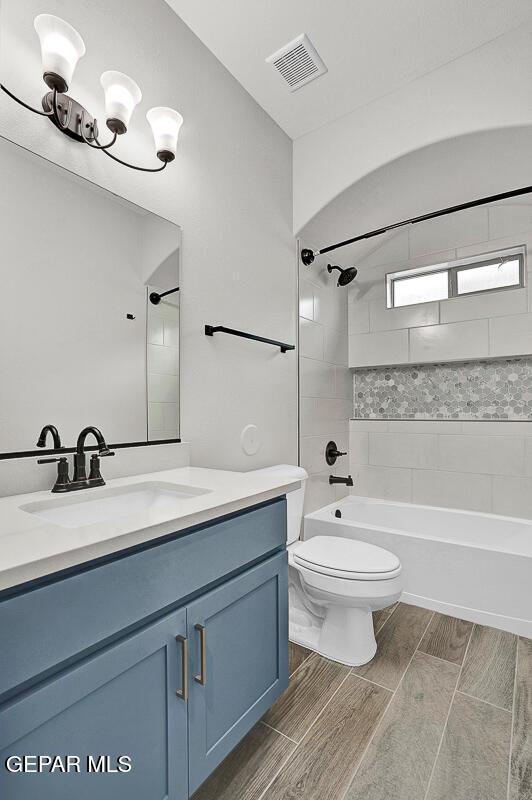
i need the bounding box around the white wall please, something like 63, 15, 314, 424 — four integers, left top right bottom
299, 251, 351, 513
0, 0, 297, 472
293, 23, 532, 233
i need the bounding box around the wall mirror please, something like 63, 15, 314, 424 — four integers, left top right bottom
0, 135, 180, 457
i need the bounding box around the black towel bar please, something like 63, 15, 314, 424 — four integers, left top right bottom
205, 325, 295, 353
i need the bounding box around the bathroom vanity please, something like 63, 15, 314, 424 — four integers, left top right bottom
0, 468, 298, 799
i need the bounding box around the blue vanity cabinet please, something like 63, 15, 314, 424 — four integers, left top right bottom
0, 499, 289, 799
187, 551, 289, 794
0, 607, 189, 800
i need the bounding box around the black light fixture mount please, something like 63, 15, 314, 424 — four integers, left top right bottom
1, 14, 184, 173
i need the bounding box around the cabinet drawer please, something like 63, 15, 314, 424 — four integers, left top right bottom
0, 498, 286, 700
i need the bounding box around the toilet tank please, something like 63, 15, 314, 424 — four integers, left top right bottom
248, 465, 308, 545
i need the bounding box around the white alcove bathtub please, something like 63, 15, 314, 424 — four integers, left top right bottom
305, 496, 532, 637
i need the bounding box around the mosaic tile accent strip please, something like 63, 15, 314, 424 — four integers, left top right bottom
353, 358, 532, 420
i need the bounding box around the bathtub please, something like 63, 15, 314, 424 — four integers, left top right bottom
304, 495, 532, 637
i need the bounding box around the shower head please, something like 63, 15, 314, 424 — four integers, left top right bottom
327, 264, 357, 287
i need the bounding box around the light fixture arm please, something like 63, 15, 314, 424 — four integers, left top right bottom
1, 83, 54, 117
1, 82, 170, 172
97, 136, 169, 172
1, 83, 75, 134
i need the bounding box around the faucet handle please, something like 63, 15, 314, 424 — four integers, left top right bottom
99, 449, 115, 457
38, 456, 71, 492
89, 451, 113, 486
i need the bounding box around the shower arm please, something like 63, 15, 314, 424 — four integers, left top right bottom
301, 182, 532, 265
149, 286, 179, 305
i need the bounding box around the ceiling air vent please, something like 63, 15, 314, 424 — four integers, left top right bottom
266, 33, 327, 92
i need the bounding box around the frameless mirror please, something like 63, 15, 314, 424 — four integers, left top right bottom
0, 135, 180, 455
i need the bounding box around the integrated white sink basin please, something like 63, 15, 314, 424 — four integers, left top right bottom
20, 481, 212, 529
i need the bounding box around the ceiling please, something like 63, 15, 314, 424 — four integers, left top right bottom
166, 0, 532, 140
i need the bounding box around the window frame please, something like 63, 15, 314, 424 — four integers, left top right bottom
386, 246, 526, 310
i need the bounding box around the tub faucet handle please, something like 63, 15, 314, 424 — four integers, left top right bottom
326, 440, 347, 466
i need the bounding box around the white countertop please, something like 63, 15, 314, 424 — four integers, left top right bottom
0, 467, 300, 591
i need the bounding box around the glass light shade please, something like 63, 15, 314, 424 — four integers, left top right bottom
146, 107, 183, 162
34, 14, 86, 93
100, 71, 142, 134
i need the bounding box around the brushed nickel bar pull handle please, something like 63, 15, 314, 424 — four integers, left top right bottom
194, 623, 206, 686
175, 634, 188, 701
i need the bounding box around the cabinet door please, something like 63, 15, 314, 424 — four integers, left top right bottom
187, 551, 288, 793
0, 608, 188, 800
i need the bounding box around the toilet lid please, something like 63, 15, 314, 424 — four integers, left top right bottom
293, 536, 400, 579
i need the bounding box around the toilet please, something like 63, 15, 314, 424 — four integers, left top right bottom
252, 465, 403, 667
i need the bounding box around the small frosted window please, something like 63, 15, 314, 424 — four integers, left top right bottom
392, 271, 448, 307
456, 258, 521, 295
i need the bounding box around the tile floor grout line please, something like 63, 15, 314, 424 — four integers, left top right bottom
348, 670, 394, 693
394, 611, 435, 692
256, 668, 353, 800
254, 735, 304, 800
422, 622, 475, 800
338, 675, 397, 800
294, 668, 354, 743
416, 648, 461, 667
506, 636, 519, 800
340, 610, 435, 800
455, 689, 512, 715
259, 720, 299, 744
374, 603, 399, 635
288, 649, 314, 680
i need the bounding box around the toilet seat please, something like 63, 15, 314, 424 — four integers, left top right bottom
292, 536, 401, 581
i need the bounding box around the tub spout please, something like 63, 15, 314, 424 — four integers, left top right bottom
329, 475, 353, 487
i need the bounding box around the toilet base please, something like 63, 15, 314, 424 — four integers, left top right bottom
290, 603, 377, 667
319, 604, 377, 666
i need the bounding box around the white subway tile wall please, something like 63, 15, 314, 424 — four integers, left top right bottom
489, 313, 532, 357
409, 319, 490, 362
346, 205, 532, 518
369, 299, 439, 332
349, 419, 532, 518
369, 431, 438, 469
303, 206, 532, 518
299, 253, 351, 513
349, 328, 409, 367
348, 207, 532, 368
440, 287, 527, 324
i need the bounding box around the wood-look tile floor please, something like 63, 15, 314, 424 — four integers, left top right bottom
193, 603, 532, 800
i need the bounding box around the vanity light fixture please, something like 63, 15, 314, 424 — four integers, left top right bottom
0, 14, 183, 173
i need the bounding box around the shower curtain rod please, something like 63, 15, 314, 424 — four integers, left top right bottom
300, 183, 532, 265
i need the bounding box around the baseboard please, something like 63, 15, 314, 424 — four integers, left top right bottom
401, 592, 532, 638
